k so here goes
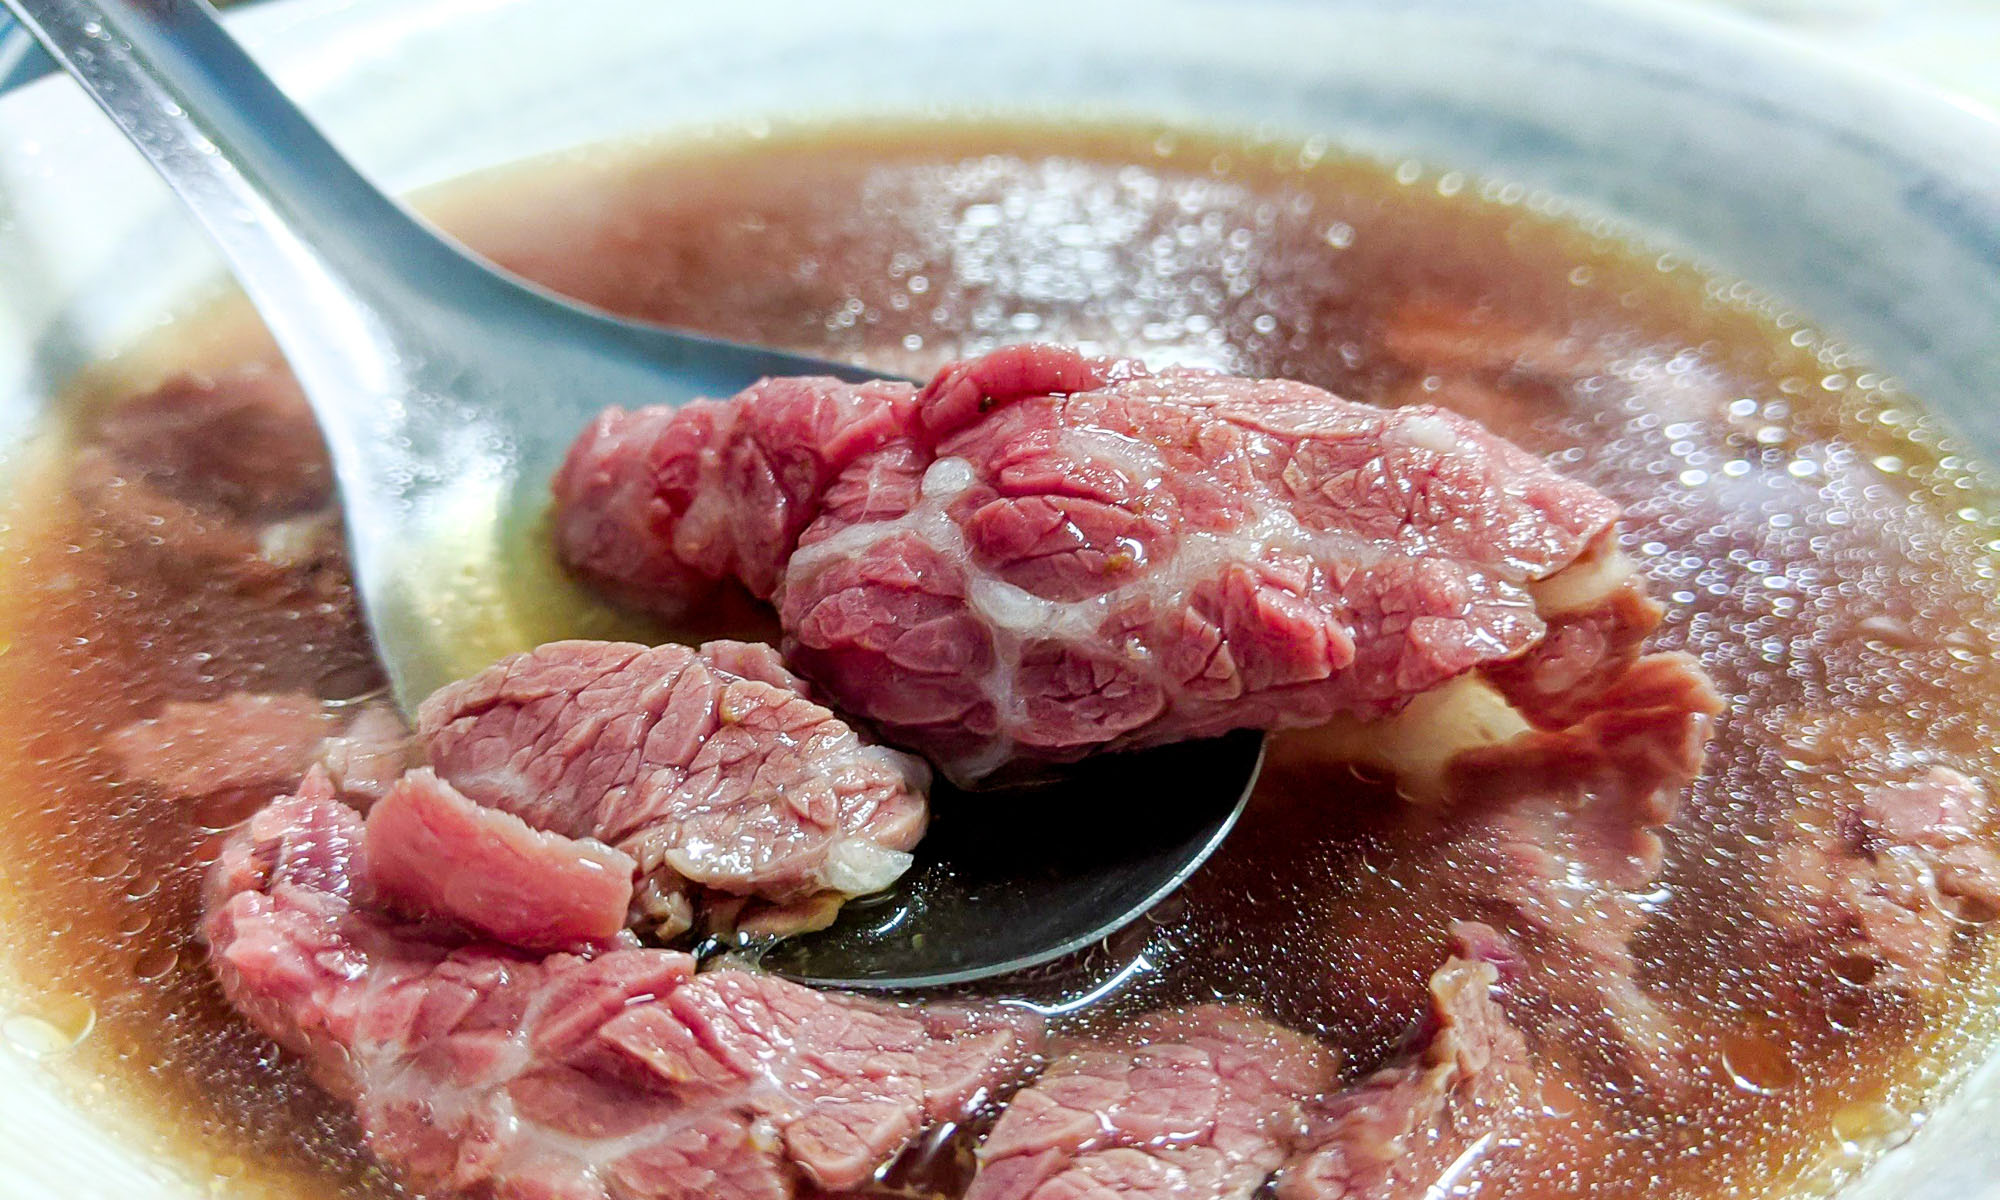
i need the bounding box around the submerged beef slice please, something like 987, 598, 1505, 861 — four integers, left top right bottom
1419, 652, 1720, 1093
204, 773, 1043, 1200
551, 344, 1651, 786
966, 924, 1538, 1200
71, 365, 342, 586
1772, 765, 2000, 992
129, 639, 923, 943
1373, 297, 1608, 438
105, 692, 410, 801
1273, 921, 1541, 1200
968, 1005, 1343, 1200
420, 639, 930, 939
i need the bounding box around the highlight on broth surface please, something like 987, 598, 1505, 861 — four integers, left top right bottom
0, 120, 1997, 1200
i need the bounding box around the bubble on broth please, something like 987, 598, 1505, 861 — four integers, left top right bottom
1936, 891, 2000, 927
1, 992, 96, 1057
132, 948, 181, 983
1721, 1029, 1801, 1096
1831, 1098, 1919, 1154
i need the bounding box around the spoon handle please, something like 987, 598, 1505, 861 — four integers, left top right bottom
3, 0, 898, 430
4, 0, 914, 713
0, 0, 485, 389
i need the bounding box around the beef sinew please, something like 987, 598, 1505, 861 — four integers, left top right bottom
553, 345, 1658, 786
204, 770, 1042, 1200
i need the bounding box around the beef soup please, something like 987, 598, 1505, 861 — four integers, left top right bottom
1, 121, 1998, 1199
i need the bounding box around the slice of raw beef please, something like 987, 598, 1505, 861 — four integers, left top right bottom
1771, 765, 2000, 992
552, 345, 1653, 785
205, 770, 1042, 1200
419, 638, 930, 938
966, 923, 1538, 1200
1274, 922, 1541, 1200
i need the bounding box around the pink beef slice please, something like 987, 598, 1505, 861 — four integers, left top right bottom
419, 639, 930, 938
104, 692, 410, 800
1273, 922, 1540, 1200
364, 768, 637, 952
1427, 652, 1720, 1093
1771, 765, 2000, 992
554, 375, 920, 615
204, 773, 1044, 1200
968, 1005, 1344, 1200
551, 344, 1651, 784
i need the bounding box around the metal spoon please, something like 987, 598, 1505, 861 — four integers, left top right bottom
5, 0, 1263, 987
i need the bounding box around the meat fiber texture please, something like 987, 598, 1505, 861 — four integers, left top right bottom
364, 768, 639, 951
551, 345, 1653, 785
968, 923, 1536, 1200
117, 639, 929, 943
968, 1005, 1342, 1200
419, 639, 931, 939
204, 770, 1043, 1200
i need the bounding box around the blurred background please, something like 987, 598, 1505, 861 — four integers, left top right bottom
3, 0, 1999, 108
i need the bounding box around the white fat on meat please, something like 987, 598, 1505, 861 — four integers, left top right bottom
819, 838, 916, 896
1384, 411, 1463, 455
790, 456, 1411, 780
1273, 548, 1639, 800
1274, 674, 1531, 800
792, 449, 1639, 794
1530, 542, 1638, 614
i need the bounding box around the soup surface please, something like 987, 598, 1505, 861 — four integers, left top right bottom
1, 121, 1998, 1199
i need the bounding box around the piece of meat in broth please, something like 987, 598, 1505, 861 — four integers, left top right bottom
551, 344, 1655, 787
967, 922, 1541, 1200
969, 1005, 1342, 1200
71, 365, 343, 585
203, 773, 1041, 1200
1413, 653, 1720, 1093
104, 692, 410, 801
418, 638, 930, 939
1273, 921, 1543, 1200
1771, 765, 2000, 992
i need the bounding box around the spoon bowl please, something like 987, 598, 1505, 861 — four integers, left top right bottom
764, 730, 1265, 989
3, 0, 1265, 987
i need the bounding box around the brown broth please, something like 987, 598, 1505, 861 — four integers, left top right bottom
1, 120, 1998, 1199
